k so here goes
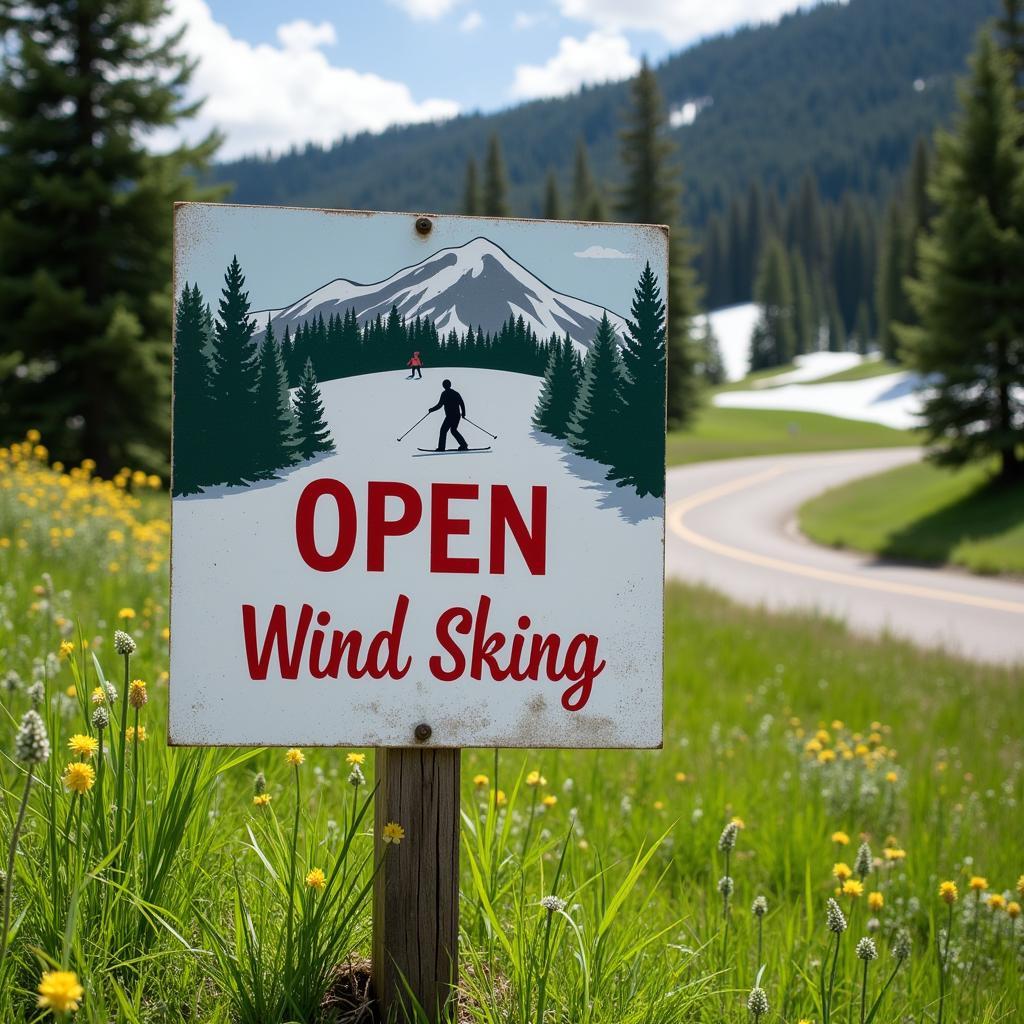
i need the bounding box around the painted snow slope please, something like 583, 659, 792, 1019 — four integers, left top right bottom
252, 237, 629, 353
714, 370, 924, 429
170, 367, 663, 748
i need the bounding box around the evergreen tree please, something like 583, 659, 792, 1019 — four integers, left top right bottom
789, 249, 815, 356
172, 283, 215, 495
875, 200, 910, 361
900, 32, 1024, 481
612, 264, 666, 497
617, 59, 699, 428
533, 334, 579, 439
253, 321, 298, 476
463, 156, 481, 215
543, 170, 562, 219
569, 315, 625, 468
749, 238, 796, 370
292, 359, 335, 461
571, 137, 599, 219
210, 256, 261, 484
998, 0, 1024, 102
0, 0, 220, 473
853, 300, 872, 354
825, 284, 847, 352
483, 134, 510, 217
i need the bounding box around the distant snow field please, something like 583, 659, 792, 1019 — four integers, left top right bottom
704, 303, 760, 382
714, 371, 924, 430
703, 303, 924, 429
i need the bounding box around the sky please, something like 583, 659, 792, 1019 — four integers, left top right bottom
162, 0, 827, 161
175, 203, 667, 318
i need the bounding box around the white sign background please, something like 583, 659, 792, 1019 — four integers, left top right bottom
170, 205, 665, 748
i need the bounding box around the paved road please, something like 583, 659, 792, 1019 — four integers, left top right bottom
665, 449, 1024, 665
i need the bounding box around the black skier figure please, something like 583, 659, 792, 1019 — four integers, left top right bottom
429, 379, 467, 451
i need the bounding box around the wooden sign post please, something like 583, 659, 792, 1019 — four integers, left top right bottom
169, 203, 667, 1023
373, 746, 460, 1021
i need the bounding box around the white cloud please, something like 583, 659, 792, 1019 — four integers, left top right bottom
160, 0, 459, 160
511, 30, 639, 100
275, 20, 336, 51
513, 11, 545, 29
459, 10, 483, 32
574, 245, 636, 259
558, 0, 812, 46
390, 0, 462, 20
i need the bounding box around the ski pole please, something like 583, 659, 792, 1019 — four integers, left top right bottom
396, 410, 432, 442
463, 416, 498, 440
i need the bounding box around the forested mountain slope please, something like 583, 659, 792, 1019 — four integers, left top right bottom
211, 0, 999, 224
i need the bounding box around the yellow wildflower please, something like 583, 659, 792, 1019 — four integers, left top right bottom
496, 789, 507, 806
117, 607, 136, 620
730, 816, 745, 829
868, 891, 884, 912
831, 831, 850, 845
382, 821, 405, 845
67, 734, 98, 759
90, 686, 106, 705
542, 794, 558, 808
525, 770, 546, 787
345, 752, 365, 766
988, 893, 1006, 911
1008, 901, 1021, 919
885, 771, 898, 783
818, 749, 836, 764
472, 774, 489, 787
58, 640, 75, 659
969, 876, 988, 892
1017, 875, 1024, 897
285, 748, 305, 766
842, 879, 864, 898
939, 881, 959, 904
674, 771, 688, 782
305, 867, 326, 890
64, 685, 76, 698
252, 793, 272, 807
125, 725, 148, 743
128, 679, 148, 709
62, 761, 96, 794
37, 970, 84, 1013
833, 862, 853, 882
883, 848, 906, 862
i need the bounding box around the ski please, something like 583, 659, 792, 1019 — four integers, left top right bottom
414, 447, 491, 456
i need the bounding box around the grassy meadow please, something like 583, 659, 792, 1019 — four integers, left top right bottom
667, 406, 918, 466
800, 459, 1024, 576
1, 436, 1022, 1023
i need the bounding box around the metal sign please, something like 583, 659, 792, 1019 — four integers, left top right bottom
169, 203, 665, 748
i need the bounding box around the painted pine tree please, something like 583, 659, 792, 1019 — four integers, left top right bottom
172, 283, 214, 496
533, 334, 579, 439
253, 321, 298, 476
210, 256, 261, 485
611, 263, 666, 498
900, 32, 1024, 481
569, 314, 624, 468
293, 359, 335, 461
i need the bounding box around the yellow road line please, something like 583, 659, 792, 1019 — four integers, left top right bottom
667, 463, 1024, 616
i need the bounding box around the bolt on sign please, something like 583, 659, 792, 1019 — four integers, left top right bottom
169, 203, 666, 749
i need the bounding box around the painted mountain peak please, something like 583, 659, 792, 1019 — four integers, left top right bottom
251, 236, 628, 351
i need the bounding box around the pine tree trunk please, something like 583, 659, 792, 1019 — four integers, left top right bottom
999, 445, 1023, 482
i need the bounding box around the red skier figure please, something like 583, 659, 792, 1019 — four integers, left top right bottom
406, 351, 423, 379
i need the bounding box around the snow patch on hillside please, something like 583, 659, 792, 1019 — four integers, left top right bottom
704, 303, 759, 382
714, 370, 925, 430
